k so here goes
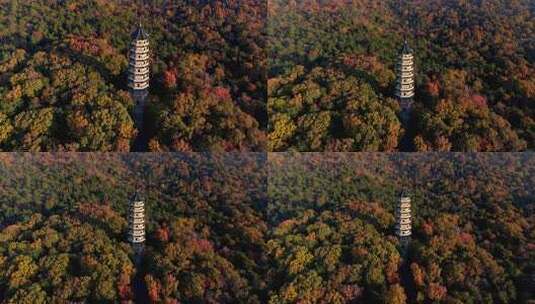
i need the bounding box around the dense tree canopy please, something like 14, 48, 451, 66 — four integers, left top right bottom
268, 153, 535, 303
0, 0, 266, 151
0, 153, 268, 303
268, 0, 534, 151
269, 65, 401, 151
0, 153, 534, 303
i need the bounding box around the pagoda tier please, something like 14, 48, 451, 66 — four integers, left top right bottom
397, 207, 411, 214
129, 235, 146, 243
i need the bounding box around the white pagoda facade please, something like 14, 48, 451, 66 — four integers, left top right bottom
128, 24, 150, 91
128, 191, 145, 255
396, 192, 412, 248
396, 40, 415, 120
128, 24, 150, 130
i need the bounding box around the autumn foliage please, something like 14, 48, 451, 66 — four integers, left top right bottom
0, 0, 266, 151
268, 0, 534, 151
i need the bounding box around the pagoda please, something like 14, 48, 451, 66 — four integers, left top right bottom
395, 192, 412, 250
396, 40, 415, 122
128, 191, 145, 257
128, 24, 150, 129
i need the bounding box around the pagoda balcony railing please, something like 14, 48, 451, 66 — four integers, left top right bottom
130, 53, 150, 60
129, 60, 150, 68
129, 212, 144, 218
129, 51, 150, 59
398, 91, 415, 98
397, 84, 415, 90
128, 215, 145, 224
129, 221, 145, 227
129, 236, 146, 243
398, 230, 412, 237
129, 220, 145, 226
397, 78, 414, 84
397, 90, 415, 97
397, 62, 414, 69
397, 223, 411, 230
130, 73, 150, 80
129, 71, 150, 77
400, 72, 414, 78
131, 201, 144, 207
398, 213, 411, 219
129, 217, 144, 223
130, 53, 149, 60
132, 224, 144, 230
129, 75, 150, 82
129, 208, 144, 214
131, 47, 149, 53
397, 73, 414, 79
396, 215, 411, 221
132, 40, 149, 47
129, 67, 150, 75
129, 81, 150, 88
128, 73, 150, 80
130, 213, 144, 219
131, 53, 150, 61
130, 82, 150, 90
400, 217, 411, 223
130, 207, 144, 213
396, 78, 414, 89
129, 230, 145, 237
401, 54, 414, 60
400, 66, 414, 72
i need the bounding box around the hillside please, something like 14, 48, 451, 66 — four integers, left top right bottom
0, 153, 268, 303
0, 153, 533, 303
0, 0, 266, 151
267, 153, 535, 303
268, 0, 534, 151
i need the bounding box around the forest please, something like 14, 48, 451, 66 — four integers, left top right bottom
0, 0, 266, 151
0, 153, 268, 303
0, 153, 533, 303
268, 0, 534, 151
267, 153, 535, 303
